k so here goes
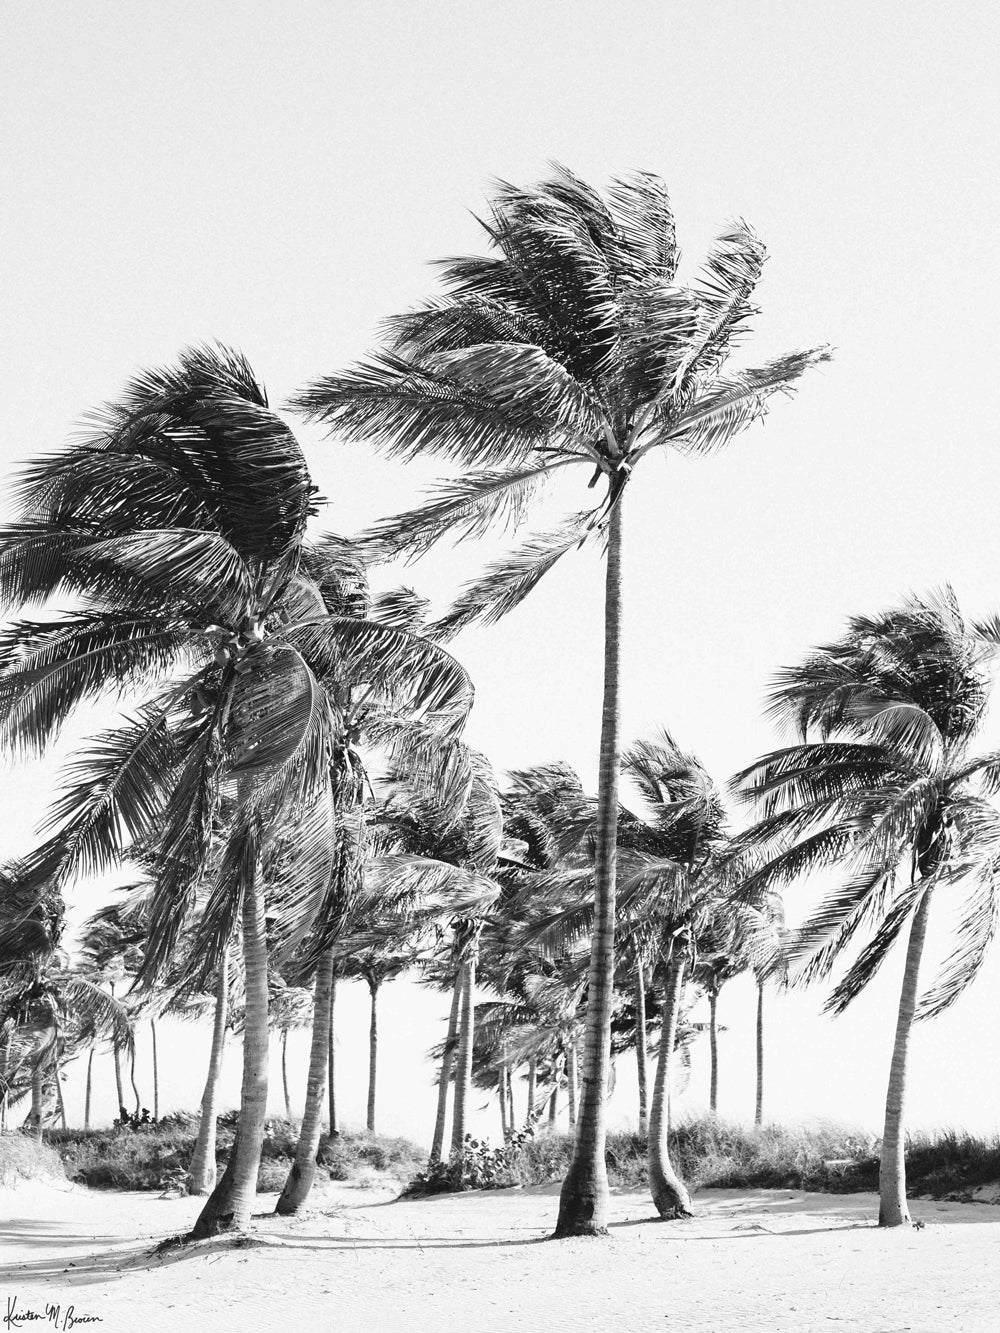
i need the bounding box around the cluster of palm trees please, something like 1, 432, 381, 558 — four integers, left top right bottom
0, 165, 996, 1242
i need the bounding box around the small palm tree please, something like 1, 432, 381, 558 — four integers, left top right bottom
732, 590, 1000, 1226
295, 166, 829, 1235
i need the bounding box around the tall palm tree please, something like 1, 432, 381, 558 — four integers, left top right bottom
294, 166, 829, 1234
0, 347, 474, 1238
732, 590, 1000, 1227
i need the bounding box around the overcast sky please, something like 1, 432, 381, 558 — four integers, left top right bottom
3, 1, 1000, 1138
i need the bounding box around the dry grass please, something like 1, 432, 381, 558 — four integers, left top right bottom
0, 1130, 67, 1188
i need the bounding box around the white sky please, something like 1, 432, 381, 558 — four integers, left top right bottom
3, 0, 1000, 1140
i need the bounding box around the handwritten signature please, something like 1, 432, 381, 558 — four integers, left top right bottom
4, 1296, 102, 1330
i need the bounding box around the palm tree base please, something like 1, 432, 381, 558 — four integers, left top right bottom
552, 1165, 610, 1238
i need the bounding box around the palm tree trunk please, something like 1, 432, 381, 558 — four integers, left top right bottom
366, 977, 380, 1134
276, 948, 335, 1215
30, 1060, 44, 1140
527, 1056, 537, 1122
754, 979, 765, 1128
450, 954, 476, 1160
567, 1042, 578, 1128
0, 1028, 9, 1131
327, 972, 338, 1137
708, 989, 719, 1113
54, 1060, 67, 1130
430, 972, 462, 1163
648, 955, 695, 1218
110, 981, 125, 1113
635, 959, 649, 1134
282, 1029, 292, 1123
498, 1068, 508, 1139
129, 1041, 141, 1117
190, 943, 230, 1195
150, 1018, 159, 1123
548, 1084, 557, 1128
507, 1066, 516, 1132
879, 885, 934, 1227
555, 497, 624, 1239
84, 1048, 94, 1131
190, 842, 270, 1240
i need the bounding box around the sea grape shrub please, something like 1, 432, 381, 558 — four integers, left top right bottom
406, 1126, 537, 1195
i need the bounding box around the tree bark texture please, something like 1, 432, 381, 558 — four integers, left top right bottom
708, 990, 719, 1113
429, 972, 462, 1163
647, 955, 695, 1218
189, 847, 270, 1239
450, 955, 476, 1161
879, 885, 934, 1227
327, 973, 338, 1137
635, 960, 649, 1133
366, 977, 380, 1134
190, 943, 230, 1195
555, 497, 624, 1239
276, 948, 335, 1215
755, 980, 765, 1128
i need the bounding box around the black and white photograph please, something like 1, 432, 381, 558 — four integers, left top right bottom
2, 2, 998, 1329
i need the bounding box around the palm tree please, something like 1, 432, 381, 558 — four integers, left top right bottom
294, 166, 829, 1234
0, 347, 474, 1238
731, 590, 1000, 1226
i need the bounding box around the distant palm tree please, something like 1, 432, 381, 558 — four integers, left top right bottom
295, 166, 829, 1235
732, 590, 1000, 1226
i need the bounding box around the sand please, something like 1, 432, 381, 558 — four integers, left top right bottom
1, 1176, 997, 1333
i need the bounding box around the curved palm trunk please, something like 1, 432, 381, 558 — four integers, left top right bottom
708, 990, 719, 1113
879, 885, 934, 1227
754, 980, 765, 1128
450, 955, 476, 1161
366, 977, 380, 1134
190, 944, 230, 1195
190, 854, 269, 1239
555, 498, 624, 1239
430, 972, 462, 1163
129, 1041, 141, 1117
276, 948, 335, 1215
282, 1029, 292, 1123
327, 973, 338, 1137
110, 983, 125, 1112
634, 960, 649, 1133
648, 955, 695, 1218
150, 1019, 159, 1123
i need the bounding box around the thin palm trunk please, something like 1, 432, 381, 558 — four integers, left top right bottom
754, 980, 765, 1128
708, 989, 719, 1113
282, 1029, 292, 1123
81, 1048, 92, 1130
526, 1056, 537, 1122
430, 972, 462, 1163
507, 1066, 516, 1132
129, 1040, 141, 1117
54, 1059, 67, 1130
548, 1084, 557, 1127
634, 959, 649, 1133
150, 1018, 159, 1123
366, 977, 380, 1134
498, 1068, 508, 1139
190, 845, 270, 1240
879, 884, 934, 1227
2, 1029, 12, 1131
450, 955, 476, 1160
555, 498, 624, 1239
276, 948, 335, 1215
30, 1062, 44, 1140
110, 982, 124, 1112
567, 1042, 578, 1128
647, 954, 695, 1218
327, 973, 338, 1137
190, 943, 230, 1195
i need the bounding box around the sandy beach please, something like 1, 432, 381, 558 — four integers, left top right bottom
2, 1177, 996, 1333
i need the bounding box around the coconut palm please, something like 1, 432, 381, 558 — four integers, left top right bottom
295, 166, 829, 1234
731, 590, 1000, 1226
0, 347, 475, 1237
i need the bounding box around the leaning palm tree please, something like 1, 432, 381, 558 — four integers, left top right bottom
294, 165, 829, 1234
0, 347, 474, 1238
732, 590, 1000, 1226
